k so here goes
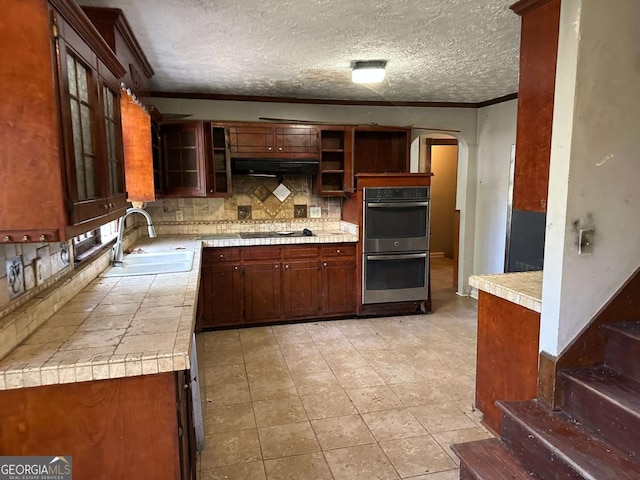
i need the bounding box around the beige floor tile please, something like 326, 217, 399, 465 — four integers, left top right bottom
300, 390, 357, 420
323, 351, 370, 370
279, 342, 322, 358
403, 468, 460, 480
374, 365, 426, 384
264, 453, 332, 480
311, 414, 375, 450
431, 426, 494, 465
361, 408, 427, 442
285, 355, 332, 376
257, 421, 321, 459
245, 358, 289, 380
249, 377, 298, 402
202, 330, 241, 351
436, 376, 476, 403
253, 396, 307, 427
346, 385, 403, 413
203, 363, 247, 387
379, 435, 457, 478
291, 370, 342, 396
202, 429, 262, 468
333, 366, 386, 389
409, 404, 477, 434
206, 380, 251, 406
204, 347, 244, 367
313, 337, 356, 352
200, 461, 266, 480
324, 443, 400, 480
205, 402, 256, 434
388, 382, 449, 407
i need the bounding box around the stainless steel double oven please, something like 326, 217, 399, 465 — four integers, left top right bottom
362, 186, 430, 304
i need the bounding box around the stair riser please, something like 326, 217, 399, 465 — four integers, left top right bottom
605, 330, 640, 382
563, 378, 640, 459
501, 412, 583, 479
459, 463, 476, 480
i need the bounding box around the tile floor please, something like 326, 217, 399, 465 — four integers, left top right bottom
195, 258, 491, 479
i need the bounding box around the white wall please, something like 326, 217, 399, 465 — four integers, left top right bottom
153, 98, 482, 294
541, 0, 640, 355
473, 100, 518, 274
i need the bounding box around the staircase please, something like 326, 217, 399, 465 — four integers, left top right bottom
452, 320, 640, 479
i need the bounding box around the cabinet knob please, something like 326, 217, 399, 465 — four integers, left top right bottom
210, 189, 214, 194
3, 236, 11, 242
39, 235, 46, 241
219, 254, 224, 259
109, 203, 114, 209
234, 266, 238, 270
103, 204, 109, 209
284, 264, 289, 270
323, 262, 328, 267
275, 264, 279, 269
267, 146, 273, 152
278, 147, 283, 152
336, 249, 341, 254
22, 235, 29, 242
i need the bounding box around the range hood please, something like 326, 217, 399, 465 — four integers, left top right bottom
231, 157, 319, 176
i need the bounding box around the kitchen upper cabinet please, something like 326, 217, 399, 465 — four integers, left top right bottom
0, 0, 158, 242
228, 125, 319, 158
161, 122, 207, 197
353, 127, 410, 174
205, 124, 232, 197
315, 127, 355, 196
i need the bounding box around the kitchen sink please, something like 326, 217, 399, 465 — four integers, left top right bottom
100, 250, 194, 277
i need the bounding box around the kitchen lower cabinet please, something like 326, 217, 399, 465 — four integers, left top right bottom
322, 256, 357, 316
0, 372, 195, 479
196, 243, 357, 329
244, 262, 283, 323
283, 259, 322, 318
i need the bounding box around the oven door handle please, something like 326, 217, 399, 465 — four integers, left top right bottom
366, 201, 429, 208
366, 253, 428, 261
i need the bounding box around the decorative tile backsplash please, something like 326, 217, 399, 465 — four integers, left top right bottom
0, 241, 74, 316
145, 175, 341, 224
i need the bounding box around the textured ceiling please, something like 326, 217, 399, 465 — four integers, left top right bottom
78, 0, 521, 103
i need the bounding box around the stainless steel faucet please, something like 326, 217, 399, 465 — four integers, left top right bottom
112, 207, 157, 266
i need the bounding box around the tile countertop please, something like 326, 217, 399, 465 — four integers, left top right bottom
0, 229, 358, 391
469, 271, 543, 313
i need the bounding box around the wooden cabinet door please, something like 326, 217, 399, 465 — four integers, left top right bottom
322, 256, 357, 316
176, 371, 197, 480
162, 123, 206, 197
275, 127, 318, 154
244, 262, 282, 323
228, 126, 274, 154
282, 259, 321, 318
200, 263, 244, 328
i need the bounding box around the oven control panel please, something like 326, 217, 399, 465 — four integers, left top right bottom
364, 187, 429, 201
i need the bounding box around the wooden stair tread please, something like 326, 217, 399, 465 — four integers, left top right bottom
560, 366, 640, 415
498, 400, 640, 479
604, 320, 640, 341
451, 438, 538, 479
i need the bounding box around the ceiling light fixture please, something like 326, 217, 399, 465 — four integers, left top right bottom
351, 60, 387, 84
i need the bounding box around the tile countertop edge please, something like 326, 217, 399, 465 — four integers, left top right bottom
469, 271, 543, 313
0, 228, 359, 391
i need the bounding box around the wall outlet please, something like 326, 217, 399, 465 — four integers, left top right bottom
578, 228, 594, 255
175, 211, 184, 221
34, 258, 44, 286
309, 206, 321, 218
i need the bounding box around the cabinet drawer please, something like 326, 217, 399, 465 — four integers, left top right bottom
282, 245, 319, 259
205, 247, 241, 263
242, 246, 281, 261
321, 244, 356, 258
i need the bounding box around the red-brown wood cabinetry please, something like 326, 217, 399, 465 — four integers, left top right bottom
196, 243, 357, 329
0, 0, 130, 242
228, 125, 319, 157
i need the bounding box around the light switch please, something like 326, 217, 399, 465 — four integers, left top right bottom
309, 207, 321, 218
578, 229, 594, 255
